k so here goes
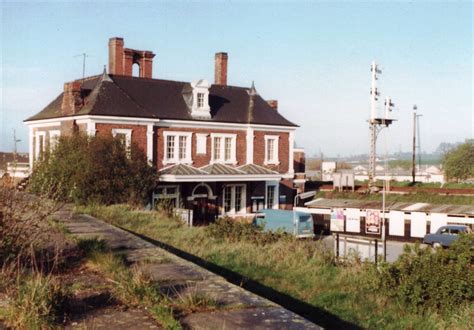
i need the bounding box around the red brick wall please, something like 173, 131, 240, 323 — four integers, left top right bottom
253, 131, 289, 173
156, 127, 247, 170
95, 123, 148, 155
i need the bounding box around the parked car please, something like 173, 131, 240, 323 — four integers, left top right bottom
254, 209, 314, 238
423, 225, 472, 248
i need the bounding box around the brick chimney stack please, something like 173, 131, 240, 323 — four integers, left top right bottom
61, 81, 83, 116
267, 100, 278, 111
108, 37, 155, 78
214, 52, 228, 86
109, 37, 124, 76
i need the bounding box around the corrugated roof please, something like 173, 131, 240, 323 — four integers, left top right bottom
159, 164, 208, 176
305, 198, 474, 216
237, 163, 279, 175
25, 74, 297, 127
200, 163, 246, 175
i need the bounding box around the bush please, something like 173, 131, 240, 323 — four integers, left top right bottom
375, 234, 474, 313
0, 188, 61, 265
206, 217, 292, 245
28, 133, 157, 205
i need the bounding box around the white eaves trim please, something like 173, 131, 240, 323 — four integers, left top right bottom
25, 115, 296, 132
159, 174, 283, 182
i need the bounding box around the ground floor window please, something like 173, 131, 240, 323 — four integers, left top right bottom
153, 185, 180, 210
223, 184, 246, 215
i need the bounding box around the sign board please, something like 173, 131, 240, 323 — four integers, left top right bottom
345, 208, 360, 233
388, 211, 404, 236
410, 212, 427, 238
365, 209, 380, 234
330, 208, 345, 232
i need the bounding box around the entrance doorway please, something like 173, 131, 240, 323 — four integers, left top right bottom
191, 183, 216, 225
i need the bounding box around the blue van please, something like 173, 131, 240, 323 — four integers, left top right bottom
254, 209, 314, 238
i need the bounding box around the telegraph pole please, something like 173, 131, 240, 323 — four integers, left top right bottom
411, 105, 422, 184
12, 129, 21, 164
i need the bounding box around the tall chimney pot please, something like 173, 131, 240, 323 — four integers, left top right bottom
108, 37, 124, 76
108, 37, 155, 78
214, 52, 228, 86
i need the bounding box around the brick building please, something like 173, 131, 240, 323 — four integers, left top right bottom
24, 37, 306, 223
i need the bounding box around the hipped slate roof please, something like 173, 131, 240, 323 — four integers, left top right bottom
26, 73, 297, 127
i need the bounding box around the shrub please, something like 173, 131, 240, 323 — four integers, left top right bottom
206, 216, 292, 245
28, 133, 157, 205
0, 188, 61, 265
375, 234, 474, 313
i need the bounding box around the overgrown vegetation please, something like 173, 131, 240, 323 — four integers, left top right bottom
4, 273, 68, 329
78, 237, 222, 329
374, 235, 474, 314
207, 216, 291, 245
443, 142, 474, 182
76, 204, 474, 329
0, 187, 68, 328
28, 133, 157, 205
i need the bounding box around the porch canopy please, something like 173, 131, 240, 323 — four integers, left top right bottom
158, 163, 282, 182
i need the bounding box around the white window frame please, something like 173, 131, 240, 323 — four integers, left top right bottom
265, 182, 279, 209
196, 133, 207, 154
112, 128, 132, 149
264, 135, 280, 165
34, 131, 46, 160
211, 133, 237, 164
49, 130, 61, 152
197, 92, 205, 108
163, 131, 192, 164
222, 184, 246, 215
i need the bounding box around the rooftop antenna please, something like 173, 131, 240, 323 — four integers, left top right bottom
74, 53, 89, 86
367, 61, 395, 193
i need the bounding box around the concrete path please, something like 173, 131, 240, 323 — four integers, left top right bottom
58, 209, 320, 329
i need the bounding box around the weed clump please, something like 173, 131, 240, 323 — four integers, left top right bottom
206, 216, 292, 245
5, 273, 68, 329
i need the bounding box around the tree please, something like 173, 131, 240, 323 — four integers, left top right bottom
29, 133, 157, 205
442, 142, 474, 182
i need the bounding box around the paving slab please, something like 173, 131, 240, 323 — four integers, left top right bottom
62, 211, 320, 329
181, 307, 312, 329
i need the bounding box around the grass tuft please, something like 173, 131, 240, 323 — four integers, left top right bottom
4, 272, 68, 329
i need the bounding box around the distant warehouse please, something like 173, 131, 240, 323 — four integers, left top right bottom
296, 199, 474, 242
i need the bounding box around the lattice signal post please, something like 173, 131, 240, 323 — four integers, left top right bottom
368, 61, 396, 192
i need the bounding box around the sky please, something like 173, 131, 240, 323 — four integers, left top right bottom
1, 0, 472, 157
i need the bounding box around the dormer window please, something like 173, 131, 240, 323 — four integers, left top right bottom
182, 79, 211, 119
197, 93, 205, 108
